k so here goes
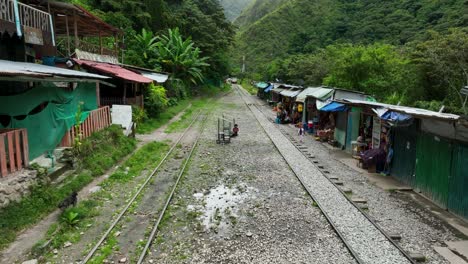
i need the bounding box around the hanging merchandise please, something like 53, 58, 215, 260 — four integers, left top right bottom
372, 117, 381, 149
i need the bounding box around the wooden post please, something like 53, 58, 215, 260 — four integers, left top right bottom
73, 10, 79, 50
99, 29, 103, 55
22, 129, 29, 167
15, 130, 22, 170
114, 32, 118, 59
123, 83, 127, 105
96, 81, 101, 107
65, 15, 71, 56
0, 134, 7, 177
7, 132, 15, 172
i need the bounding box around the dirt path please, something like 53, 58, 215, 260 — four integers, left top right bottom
136, 104, 192, 146
0, 105, 192, 264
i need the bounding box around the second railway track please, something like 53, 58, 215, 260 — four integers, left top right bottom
235, 85, 416, 264
81, 111, 208, 264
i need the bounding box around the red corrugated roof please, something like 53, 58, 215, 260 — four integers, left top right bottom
74, 59, 153, 83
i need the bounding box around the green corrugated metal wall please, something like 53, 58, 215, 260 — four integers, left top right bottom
345, 108, 361, 153
449, 144, 468, 219
335, 112, 347, 148
391, 123, 418, 186
415, 133, 452, 208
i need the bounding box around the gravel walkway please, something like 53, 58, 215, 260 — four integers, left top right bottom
237, 86, 412, 264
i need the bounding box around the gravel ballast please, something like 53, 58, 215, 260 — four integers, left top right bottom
147, 89, 356, 263
237, 86, 412, 264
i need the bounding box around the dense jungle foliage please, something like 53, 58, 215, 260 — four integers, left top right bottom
233, 0, 468, 114
62, 0, 234, 89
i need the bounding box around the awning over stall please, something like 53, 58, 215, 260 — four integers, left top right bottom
280, 89, 302, 98
264, 84, 274, 93
320, 102, 348, 112
307, 87, 334, 101
74, 59, 153, 83
256, 82, 269, 89
296, 87, 321, 103
0, 59, 109, 82
342, 99, 460, 121
272, 88, 286, 94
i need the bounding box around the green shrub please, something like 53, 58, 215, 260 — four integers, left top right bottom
145, 84, 169, 117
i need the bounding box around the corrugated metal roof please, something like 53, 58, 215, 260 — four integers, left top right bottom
272, 83, 302, 89
307, 87, 334, 101
140, 71, 169, 83
272, 88, 286, 94
75, 59, 153, 83
280, 89, 302, 98
296, 87, 322, 102
342, 99, 460, 121
0, 59, 108, 79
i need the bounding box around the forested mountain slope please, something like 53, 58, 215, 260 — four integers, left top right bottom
218, 0, 254, 21
234, 0, 287, 29
235, 0, 468, 75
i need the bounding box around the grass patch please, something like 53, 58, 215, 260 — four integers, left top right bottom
37, 141, 170, 260
137, 99, 191, 134
138, 84, 231, 134
240, 79, 257, 95
165, 98, 220, 133
0, 126, 135, 251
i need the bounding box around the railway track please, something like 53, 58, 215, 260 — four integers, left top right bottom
235, 85, 416, 264
81, 111, 208, 264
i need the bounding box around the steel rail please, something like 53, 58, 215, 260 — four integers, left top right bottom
81, 111, 204, 264
235, 84, 416, 264
136, 113, 209, 264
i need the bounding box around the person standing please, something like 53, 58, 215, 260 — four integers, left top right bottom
298, 123, 305, 142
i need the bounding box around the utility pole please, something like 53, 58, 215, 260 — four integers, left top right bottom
242, 55, 246, 73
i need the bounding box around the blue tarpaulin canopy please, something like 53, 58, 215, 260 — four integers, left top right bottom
381, 111, 412, 122
320, 102, 348, 112
256, 82, 269, 89
264, 84, 274, 93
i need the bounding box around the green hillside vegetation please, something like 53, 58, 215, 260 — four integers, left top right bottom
218, 0, 254, 21
234, 0, 287, 29
57, 0, 234, 121
233, 0, 468, 114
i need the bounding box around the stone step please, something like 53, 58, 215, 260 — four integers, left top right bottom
351, 198, 367, 204
446, 241, 468, 261
434, 246, 468, 264
357, 203, 369, 210
389, 233, 402, 241
341, 188, 352, 194
409, 252, 426, 262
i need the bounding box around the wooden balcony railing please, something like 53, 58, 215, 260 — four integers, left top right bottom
60, 106, 112, 147
18, 2, 51, 31
0, 0, 52, 33
0, 128, 29, 177
78, 41, 118, 57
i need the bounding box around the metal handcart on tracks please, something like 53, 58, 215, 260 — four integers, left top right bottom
216, 114, 236, 144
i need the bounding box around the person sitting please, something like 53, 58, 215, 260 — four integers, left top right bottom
232, 124, 239, 137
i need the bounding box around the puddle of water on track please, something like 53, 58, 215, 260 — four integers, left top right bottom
189, 184, 256, 236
